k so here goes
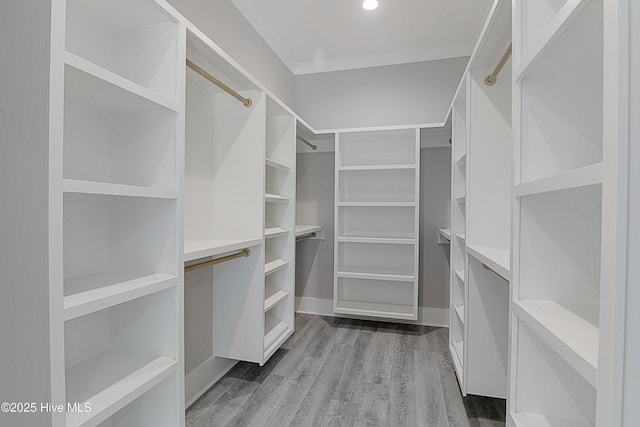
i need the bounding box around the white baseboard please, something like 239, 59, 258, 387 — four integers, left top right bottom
185, 355, 238, 408
295, 296, 449, 327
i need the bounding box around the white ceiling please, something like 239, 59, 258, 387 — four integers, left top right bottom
231, 0, 492, 75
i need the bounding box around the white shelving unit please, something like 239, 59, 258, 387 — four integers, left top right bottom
263, 98, 296, 362
334, 129, 420, 320
51, 0, 186, 425
448, 74, 468, 388
446, 0, 512, 399
509, 0, 605, 424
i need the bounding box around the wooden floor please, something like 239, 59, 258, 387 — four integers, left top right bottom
186, 314, 506, 427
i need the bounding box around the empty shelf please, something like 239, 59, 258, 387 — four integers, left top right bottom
455, 154, 467, 168
265, 193, 290, 203
455, 269, 465, 283
63, 179, 178, 200
454, 305, 465, 324
264, 313, 289, 351
64, 272, 177, 321
65, 351, 177, 427
338, 201, 416, 207
265, 158, 291, 171
438, 228, 452, 241
456, 196, 466, 203
466, 245, 510, 280
295, 224, 323, 237
339, 164, 416, 171
455, 233, 466, 242
184, 238, 262, 262
515, 163, 603, 197
338, 236, 415, 245
265, 227, 289, 238
451, 341, 464, 377
265, 258, 289, 275
335, 300, 415, 320
513, 300, 598, 387
337, 267, 415, 282
264, 284, 289, 312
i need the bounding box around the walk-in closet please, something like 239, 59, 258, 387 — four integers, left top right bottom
1, 0, 637, 425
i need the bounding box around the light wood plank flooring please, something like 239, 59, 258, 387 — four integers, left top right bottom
187, 314, 505, 426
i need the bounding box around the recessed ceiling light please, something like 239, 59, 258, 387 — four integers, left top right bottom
363, 0, 378, 11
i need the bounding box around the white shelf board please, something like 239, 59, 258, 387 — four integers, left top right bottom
439, 228, 452, 241
455, 269, 465, 283
65, 351, 177, 427
455, 154, 467, 168
455, 233, 466, 242
335, 300, 415, 320
515, 0, 591, 79
511, 412, 594, 427
338, 201, 416, 207
184, 238, 262, 263
454, 305, 465, 324
456, 195, 466, 203
515, 163, 603, 197
64, 273, 177, 321
450, 342, 464, 383
466, 245, 510, 281
337, 267, 415, 282
264, 284, 289, 312
264, 313, 289, 351
452, 341, 464, 372
265, 227, 289, 239
339, 164, 416, 171
337, 236, 415, 245
264, 325, 293, 361
512, 300, 598, 387
65, 51, 179, 113
295, 224, 323, 237
265, 158, 291, 171
265, 258, 289, 276
62, 179, 178, 199
265, 193, 290, 203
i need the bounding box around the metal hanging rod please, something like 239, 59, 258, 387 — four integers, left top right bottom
296, 232, 317, 242
484, 43, 512, 86
185, 248, 251, 273
297, 136, 317, 151
186, 59, 252, 108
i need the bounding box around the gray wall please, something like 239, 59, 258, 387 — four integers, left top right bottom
294, 58, 467, 130
295, 143, 452, 310
295, 152, 335, 300
0, 1, 52, 425
167, 0, 295, 105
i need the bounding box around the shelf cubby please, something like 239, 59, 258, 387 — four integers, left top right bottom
512, 321, 596, 426
335, 278, 415, 320
338, 129, 417, 167
337, 205, 415, 239
63, 63, 178, 189
63, 193, 177, 303
338, 168, 416, 203
94, 374, 179, 427
518, 186, 601, 307
64, 289, 178, 426
337, 242, 414, 277
517, 0, 601, 77
65, 0, 179, 101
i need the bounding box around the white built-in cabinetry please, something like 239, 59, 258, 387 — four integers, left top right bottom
53, 0, 185, 425
448, 0, 512, 399
264, 99, 296, 361
509, 0, 606, 425
333, 129, 420, 320
182, 30, 296, 406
